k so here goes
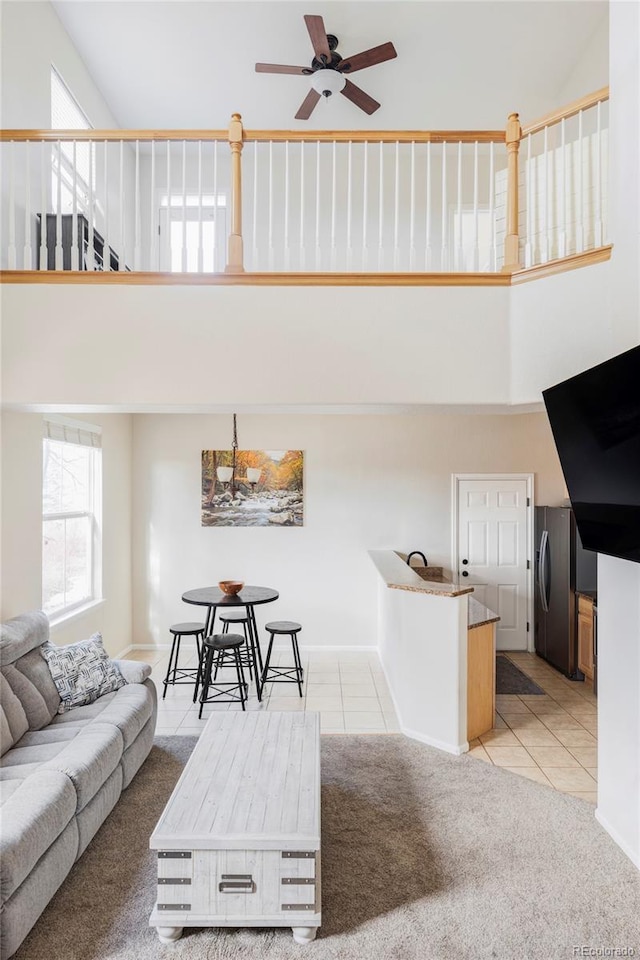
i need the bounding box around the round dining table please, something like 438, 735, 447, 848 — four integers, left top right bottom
181, 585, 279, 701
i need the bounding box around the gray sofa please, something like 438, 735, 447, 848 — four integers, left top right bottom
0, 612, 157, 959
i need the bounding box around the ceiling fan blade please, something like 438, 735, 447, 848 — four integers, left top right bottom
339, 41, 397, 74
295, 88, 322, 120
341, 79, 381, 115
304, 14, 331, 61
255, 63, 309, 75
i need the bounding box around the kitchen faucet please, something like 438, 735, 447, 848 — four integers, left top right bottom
406, 551, 428, 567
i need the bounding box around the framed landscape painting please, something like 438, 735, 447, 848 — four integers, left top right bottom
201, 450, 304, 527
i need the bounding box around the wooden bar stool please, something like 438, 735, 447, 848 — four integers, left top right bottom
261, 621, 304, 698
198, 634, 248, 717
162, 622, 205, 700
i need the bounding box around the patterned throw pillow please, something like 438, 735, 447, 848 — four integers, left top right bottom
41, 634, 125, 713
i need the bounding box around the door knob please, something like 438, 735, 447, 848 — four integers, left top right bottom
462, 559, 469, 565
462, 571, 469, 577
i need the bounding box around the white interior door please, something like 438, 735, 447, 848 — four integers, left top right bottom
455, 477, 531, 651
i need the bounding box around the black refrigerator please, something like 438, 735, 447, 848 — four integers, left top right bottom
534, 506, 597, 678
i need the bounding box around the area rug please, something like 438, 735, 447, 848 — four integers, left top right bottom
15, 736, 639, 960
496, 654, 545, 695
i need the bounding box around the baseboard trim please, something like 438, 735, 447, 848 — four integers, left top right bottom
400, 725, 469, 756
595, 810, 640, 870
114, 644, 134, 658
377, 652, 468, 756
131, 643, 171, 650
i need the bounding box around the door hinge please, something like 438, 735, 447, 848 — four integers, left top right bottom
527, 622, 530, 632
527, 559, 531, 570
527, 497, 531, 507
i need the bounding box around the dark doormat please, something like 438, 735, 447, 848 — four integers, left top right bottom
496, 655, 545, 695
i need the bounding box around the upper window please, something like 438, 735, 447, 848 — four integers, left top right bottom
51, 67, 93, 215
42, 418, 102, 618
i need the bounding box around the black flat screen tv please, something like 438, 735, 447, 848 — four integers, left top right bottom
543, 345, 640, 564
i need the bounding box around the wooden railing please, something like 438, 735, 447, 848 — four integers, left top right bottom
0, 87, 611, 284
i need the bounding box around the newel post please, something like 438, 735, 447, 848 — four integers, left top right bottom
502, 111, 522, 273
225, 112, 244, 273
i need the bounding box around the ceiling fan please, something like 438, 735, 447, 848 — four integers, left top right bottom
255, 14, 397, 120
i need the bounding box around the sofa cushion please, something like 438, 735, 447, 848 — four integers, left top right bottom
0, 769, 77, 905
85, 681, 155, 750
42, 634, 125, 713
2, 653, 61, 731
0, 611, 49, 667
0, 674, 29, 757
40, 721, 124, 812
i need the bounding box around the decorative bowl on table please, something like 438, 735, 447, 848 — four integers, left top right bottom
218, 580, 244, 596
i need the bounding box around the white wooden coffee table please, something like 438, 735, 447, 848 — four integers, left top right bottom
149, 711, 321, 945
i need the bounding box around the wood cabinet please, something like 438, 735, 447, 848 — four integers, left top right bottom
577, 594, 595, 681
467, 621, 496, 742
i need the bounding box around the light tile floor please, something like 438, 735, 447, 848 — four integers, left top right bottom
126, 645, 400, 736
468, 651, 598, 804
126, 646, 597, 803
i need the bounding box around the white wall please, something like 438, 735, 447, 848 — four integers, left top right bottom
130, 411, 565, 648
0, 411, 134, 655
594, 0, 640, 870
558, 9, 609, 105
0, 283, 512, 407
509, 259, 615, 404
596, 555, 640, 869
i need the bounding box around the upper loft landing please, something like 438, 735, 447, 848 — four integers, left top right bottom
0, 87, 611, 288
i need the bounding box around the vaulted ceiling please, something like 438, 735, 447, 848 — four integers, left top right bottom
53, 0, 607, 130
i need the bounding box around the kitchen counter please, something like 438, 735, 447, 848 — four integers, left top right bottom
369, 549, 474, 598
468, 596, 500, 629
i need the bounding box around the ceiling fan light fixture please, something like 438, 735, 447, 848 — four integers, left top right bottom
310, 68, 346, 97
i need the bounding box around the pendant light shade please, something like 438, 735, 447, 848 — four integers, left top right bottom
310, 68, 346, 97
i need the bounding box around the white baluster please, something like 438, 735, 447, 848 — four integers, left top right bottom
524, 134, 532, 267
23, 141, 32, 269
268, 140, 274, 271
595, 100, 603, 247
455, 141, 463, 270
346, 140, 353, 270
330, 141, 337, 271
378, 141, 384, 270
39, 141, 47, 270
409, 141, 416, 271
284, 140, 290, 270
541, 126, 549, 263
425, 142, 432, 270
164, 140, 171, 271
440, 141, 447, 270
315, 140, 321, 270
120, 140, 127, 271
489, 141, 496, 271
103, 141, 111, 271
55, 141, 63, 270
87, 141, 95, 270
299, 140, 305, 270
181, 140, 187, 272
252, 140, 259, 270
212, 140, 218, 271
134, 139, 141, 271
393, 141, 399, 270
472, 140, 479, 271
71, 140, 78, 270
559, 118, 567, 258
150, 140, 157, 271
197, 140, 203, 273
362, 141, 369, 271
577, 109, 584, 253
7, 141, 16, 268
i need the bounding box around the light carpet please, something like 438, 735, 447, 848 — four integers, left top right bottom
15, 735, 640, 960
